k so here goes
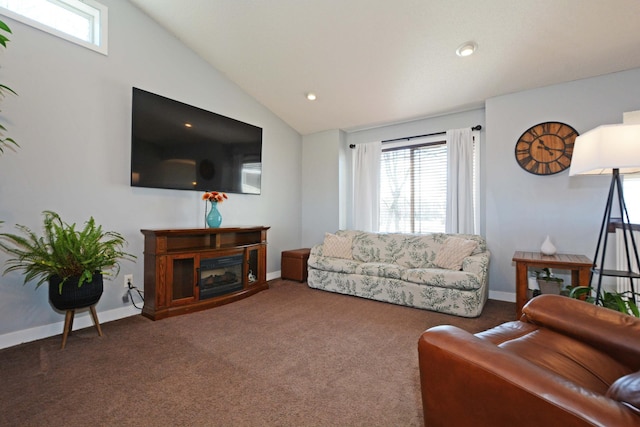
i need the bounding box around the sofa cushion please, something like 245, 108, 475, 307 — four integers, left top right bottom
356, 262, 404, 280
433, 237, 478, 270
403, 268, 482, 290
307, 254, 359, 274
350, 232, 438, 268
606, 371, 640, 415
322, 233, 353, 259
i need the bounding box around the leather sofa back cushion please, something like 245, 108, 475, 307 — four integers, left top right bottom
606, 371, 640, 415
522, 294, 640, 371
495, 326, 631, 395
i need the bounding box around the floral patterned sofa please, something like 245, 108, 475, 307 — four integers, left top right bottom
307, 230, 490, 317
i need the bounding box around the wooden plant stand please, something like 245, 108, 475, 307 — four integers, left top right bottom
61, 305, 103, 349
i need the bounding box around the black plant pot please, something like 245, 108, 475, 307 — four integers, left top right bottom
48, 272, 104, 311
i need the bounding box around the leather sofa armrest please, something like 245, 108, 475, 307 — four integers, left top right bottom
418, 325, 638, 427
522, 294, 640, 370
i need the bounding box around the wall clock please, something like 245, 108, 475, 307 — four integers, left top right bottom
515, 121, 579, 175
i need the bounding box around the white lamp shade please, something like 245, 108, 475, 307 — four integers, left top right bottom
569, 123, 640, 176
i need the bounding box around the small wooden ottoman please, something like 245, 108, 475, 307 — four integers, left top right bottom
281, 248, 311, 282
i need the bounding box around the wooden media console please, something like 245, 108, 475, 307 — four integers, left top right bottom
141, 226, 269, 320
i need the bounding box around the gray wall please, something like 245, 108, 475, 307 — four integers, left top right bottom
3, 0, 640, 348
0, 0, 302, 347
345, 109, 487, 234
485, 68, 640, 298
300, 110, 486, 250
303, 69, 640, 302
301, 129, 346, 247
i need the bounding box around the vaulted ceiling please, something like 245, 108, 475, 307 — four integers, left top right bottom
129, 0, 640, 135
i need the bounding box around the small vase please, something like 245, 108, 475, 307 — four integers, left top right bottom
540, 235, 557, 256
206, 201, 222, 228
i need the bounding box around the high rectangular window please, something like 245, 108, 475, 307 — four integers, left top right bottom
0, 0, 107, 54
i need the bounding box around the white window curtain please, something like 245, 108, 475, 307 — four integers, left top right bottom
445, 128, 478, 234
353, 141, 381, 232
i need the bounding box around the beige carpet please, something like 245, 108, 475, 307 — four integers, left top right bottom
0, 280, 514, 426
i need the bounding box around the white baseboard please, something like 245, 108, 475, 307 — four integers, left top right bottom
267, 271, 281, 281
2, 272, 283, 350
0, 304, 142, 350
489, 290, 516, 302
1, 280, 513, 350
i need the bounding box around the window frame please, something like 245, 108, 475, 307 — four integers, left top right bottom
0, 0, 108, 55
378, 132, 480, 234
379, 135, 449, 234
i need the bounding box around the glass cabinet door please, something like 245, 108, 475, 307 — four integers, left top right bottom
170, 256, 196, 304
246, 245, 265, 286
247, 248, 258, 286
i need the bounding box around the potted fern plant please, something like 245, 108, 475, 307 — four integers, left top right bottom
569, 286, 639, 317
0, 211, 135, 310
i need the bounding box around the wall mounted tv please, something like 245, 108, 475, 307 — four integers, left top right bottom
131, 87, 262, 194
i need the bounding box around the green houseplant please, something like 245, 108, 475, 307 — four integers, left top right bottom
536, 267, 564, 295
0, 18, 17, 154
0, 211, 135, 309
569, 286, 639, 317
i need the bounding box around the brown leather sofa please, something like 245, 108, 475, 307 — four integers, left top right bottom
418, 294, 640, 426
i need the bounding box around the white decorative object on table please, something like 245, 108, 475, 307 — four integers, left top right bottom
541, 235, 557, 256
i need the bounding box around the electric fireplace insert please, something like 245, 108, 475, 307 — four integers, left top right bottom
199, 254, 243, 300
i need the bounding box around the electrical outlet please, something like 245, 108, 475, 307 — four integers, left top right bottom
124, 274, 133, 288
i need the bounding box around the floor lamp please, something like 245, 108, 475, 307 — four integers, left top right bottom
569, 123, 640, 305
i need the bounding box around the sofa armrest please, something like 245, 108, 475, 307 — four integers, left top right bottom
522, 294, 640, 370
309, 244, 323, 257
418, 325, 638, 427
461, 250, 490, 278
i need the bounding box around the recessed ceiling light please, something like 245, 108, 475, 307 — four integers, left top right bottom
456, 42, 477, 57
185, 123, 192, 128
306, 92, 317, 101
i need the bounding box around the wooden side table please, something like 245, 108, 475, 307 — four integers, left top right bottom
512, 251, 592, 319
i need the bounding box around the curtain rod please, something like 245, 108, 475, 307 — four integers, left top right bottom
349, 125, 482, 149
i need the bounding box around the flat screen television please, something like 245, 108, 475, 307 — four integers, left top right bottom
131, 87, 262, 194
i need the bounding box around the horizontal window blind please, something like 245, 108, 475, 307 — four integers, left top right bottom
380, 142, 447, 233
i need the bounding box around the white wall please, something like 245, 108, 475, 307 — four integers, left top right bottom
0, 0, 302, 347
485, 68, 640, 297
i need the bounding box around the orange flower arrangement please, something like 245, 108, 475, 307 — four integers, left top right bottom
202, 191, 228, 203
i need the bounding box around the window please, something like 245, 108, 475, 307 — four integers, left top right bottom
241, 162, 262, 194
380, 138, 448, 233
623, 175, 640, 224
0, 0, 107, 54
379, 135, 478, 234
